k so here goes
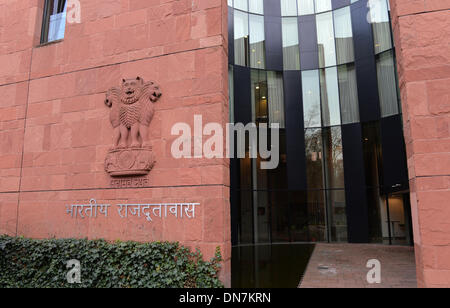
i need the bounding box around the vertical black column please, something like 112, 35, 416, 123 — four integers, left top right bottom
231, 66, 251, 245
264, 0, 283, 71
341, 123, 370, 243
351, 0, 381, 122
228, 5, 234, 65
379, 114, 409, 194
228, 5, 236, 243
298, 15, 319, 71
230, 156, 240, 246
233, 66, 252, 125
284, 71, 307, 191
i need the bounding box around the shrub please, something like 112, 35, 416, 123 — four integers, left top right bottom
0, 235, 223, 288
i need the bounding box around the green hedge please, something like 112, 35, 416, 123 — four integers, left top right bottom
0, 235, 223, 288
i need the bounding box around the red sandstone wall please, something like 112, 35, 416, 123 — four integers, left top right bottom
390, 0, 450, 288
0, 0, 231, 285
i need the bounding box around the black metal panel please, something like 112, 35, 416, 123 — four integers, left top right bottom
332, 0, 350, 10
354, 57, 381, 123
380, 115, 409, 193
264, 16, 283, 71
351, 0, 381, 123
230, 157, 240, 246
231, 65, 250, 245
341, 123, 370, 243
298, 15, 319, 71
284, 71, 307, 191
351, 0, 374, 61
264, 0, 282, 17
228, 6, 234, 65
263, 0, 282, 71
233, 65, 252, 125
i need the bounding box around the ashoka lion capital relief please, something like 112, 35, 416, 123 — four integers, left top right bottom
104, 77, 162, 177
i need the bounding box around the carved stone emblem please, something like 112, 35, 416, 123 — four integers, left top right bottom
104, 77, 161, 177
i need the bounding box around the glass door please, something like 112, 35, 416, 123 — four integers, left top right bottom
380, 192, 413, 246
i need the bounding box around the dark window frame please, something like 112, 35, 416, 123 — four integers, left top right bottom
40, 0, 67, 45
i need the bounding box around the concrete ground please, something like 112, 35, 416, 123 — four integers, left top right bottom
299, 244, 417, 288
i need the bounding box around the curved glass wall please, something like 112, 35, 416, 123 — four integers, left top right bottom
282, 17, 300, 70
229, 0, 411, 245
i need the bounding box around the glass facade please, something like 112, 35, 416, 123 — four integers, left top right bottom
282, 17, 301, 70
334, 6, 355, 65
316, 11, 337, 68
228, 0, 411, 245
249, 14, 266, 69
337, 63, 359, 124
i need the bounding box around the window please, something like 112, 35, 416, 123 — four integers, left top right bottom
302, 70, 321, 128
251, 70, 285, 127
230, 0, 264, 14
233, 8, 266, 68
281, 0, 298, 16
249, 14, 266, 69
370, 0, 392, 54
249, 0, 264, 14
315, 0, 332, 13
322, 126, 347, 242
304, 127, 327, 242
282, 17, 300, 70
251, 70, 268, 124
234, 10, 249, 66
234, 0, 248, 11
298, 0, 315, 16
320, 67, 341, 127
333, 6, 355, 65
267, 71, 285, 128
316, 12, 337, 68
376, 51, 399, 117
337, 63, 360, 124
41, 0, 67, 44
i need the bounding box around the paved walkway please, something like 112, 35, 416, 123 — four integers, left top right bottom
299, 244, 417, 288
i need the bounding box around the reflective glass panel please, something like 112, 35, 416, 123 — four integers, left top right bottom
302, 70, 321, 128
305, 128, 327, 242
282, 17, 301, 70
320, 67, 341, 127
315, 0, 332, 13
267, 71, 285, 128
370, 0, 392, 54
334, 6, 354, 65
234, 10, 249, 66
251, 70, 268, 124
249, 14, 266, 69
323, 127, 347, 242
298, 0, 315, 16
316, 12, 337, 68
376, 51, 399, 117
249, 0, 264, 14
234, 0, 248, 11
337, 63, 360, 124
281, 0, 298, 16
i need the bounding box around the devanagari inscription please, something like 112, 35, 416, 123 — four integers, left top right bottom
66, 199, 198, 223
66, 199, 111, 219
